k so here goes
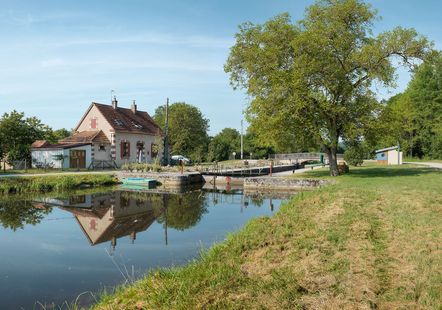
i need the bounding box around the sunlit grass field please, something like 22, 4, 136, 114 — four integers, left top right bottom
94, 164, 442, 309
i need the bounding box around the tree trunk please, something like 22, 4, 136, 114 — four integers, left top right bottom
327, 147, 339, 176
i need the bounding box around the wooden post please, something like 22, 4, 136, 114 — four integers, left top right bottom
270, 160, 273, 176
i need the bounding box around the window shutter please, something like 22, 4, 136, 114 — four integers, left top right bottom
120, 142, 124, 159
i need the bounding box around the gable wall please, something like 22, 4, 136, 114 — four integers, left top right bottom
76, 105, 114, 141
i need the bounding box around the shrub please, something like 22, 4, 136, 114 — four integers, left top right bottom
121, 163, 162, 172
344, 146, 365, 166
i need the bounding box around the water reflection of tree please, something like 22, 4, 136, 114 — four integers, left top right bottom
248, 197, 264, 207
0, 198, 52, 231
157, 191, 208, 231
120, 190, 208, 230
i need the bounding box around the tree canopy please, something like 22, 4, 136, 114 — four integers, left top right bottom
225, 0, 431, 175
0, 111, 52, 164
380, 52, 442, 158
0, 110, 71, 166
207, 128, 240, 162
154, 102, 209, 162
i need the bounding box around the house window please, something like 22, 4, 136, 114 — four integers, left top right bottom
120, 141, 130, 159
114, 119, 124, 127
91, 118, 97, 129
131, 121, 143, 129
99, 144, 106, 151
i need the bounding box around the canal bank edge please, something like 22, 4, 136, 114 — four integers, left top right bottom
243, 177, 330, 191
116, 171, 329, 191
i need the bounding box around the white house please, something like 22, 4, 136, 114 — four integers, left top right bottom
31, 98, 163, 169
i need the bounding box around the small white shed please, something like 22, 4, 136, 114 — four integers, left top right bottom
31, 141, 92, 169
375, 146, 403, 165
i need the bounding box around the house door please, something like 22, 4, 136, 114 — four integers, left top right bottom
70, 150, 86, 169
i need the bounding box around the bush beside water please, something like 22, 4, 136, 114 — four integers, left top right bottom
0, 174, 117, 195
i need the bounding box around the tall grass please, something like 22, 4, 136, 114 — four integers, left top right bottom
0, 174, 117, 195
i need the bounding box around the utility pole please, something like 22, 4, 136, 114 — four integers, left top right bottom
240, 119, 244, 160
164, 98, 170, 166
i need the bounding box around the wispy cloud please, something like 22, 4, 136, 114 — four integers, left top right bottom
0, 10, 94, 27
48, 33, 234, 49
38, 58, 223, 72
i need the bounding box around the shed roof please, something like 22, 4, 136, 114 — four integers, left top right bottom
375, 146, 399, 153
31, 142, 91, 150
31, 140, 50, 148
60, 130, 110, 144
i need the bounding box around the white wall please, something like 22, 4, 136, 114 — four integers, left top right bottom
31, 150, 63, 168
387, 150, 403, 165
114, 133, 163, 166
94, 143, 112, 161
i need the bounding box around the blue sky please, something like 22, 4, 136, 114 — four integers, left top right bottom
0, 0, 441, 134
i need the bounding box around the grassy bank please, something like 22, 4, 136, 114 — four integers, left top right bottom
0, 174, 117, 195
94, 165, 441, 309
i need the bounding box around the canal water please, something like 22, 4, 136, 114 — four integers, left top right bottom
0, 186, 288, 309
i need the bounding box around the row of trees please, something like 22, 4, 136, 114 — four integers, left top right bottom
153, 102, 274, 163
379, 53, 442, 159
0, 111, 71, 167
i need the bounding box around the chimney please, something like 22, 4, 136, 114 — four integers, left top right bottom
112, 96, 118, 109
131, 100, 137, 114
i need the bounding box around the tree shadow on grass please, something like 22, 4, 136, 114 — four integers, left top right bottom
346, 166, 437, 178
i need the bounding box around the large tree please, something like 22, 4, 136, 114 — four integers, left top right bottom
154, 102, 209, 162
0, 111, 53, 166
225, 0, 431, 175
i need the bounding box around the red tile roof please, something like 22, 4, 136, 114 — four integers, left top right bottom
60, 130, 110, 144
31, 142, 91, 150
92, 102, 162, 135
31, 140, 50, 148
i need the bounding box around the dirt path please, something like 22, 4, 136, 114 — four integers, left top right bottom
404, 162, 442, 169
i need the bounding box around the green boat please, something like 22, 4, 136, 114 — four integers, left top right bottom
121, 178, 157, 189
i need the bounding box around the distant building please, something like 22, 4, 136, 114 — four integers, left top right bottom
31, 98, 163, 169
375, 146, 403, 165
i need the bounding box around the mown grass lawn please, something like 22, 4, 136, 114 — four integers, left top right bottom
94, 164, 442, 309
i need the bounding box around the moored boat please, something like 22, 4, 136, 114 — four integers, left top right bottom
121, 178, 157, 188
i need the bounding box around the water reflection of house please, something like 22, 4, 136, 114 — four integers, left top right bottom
41, 191, 166, 249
